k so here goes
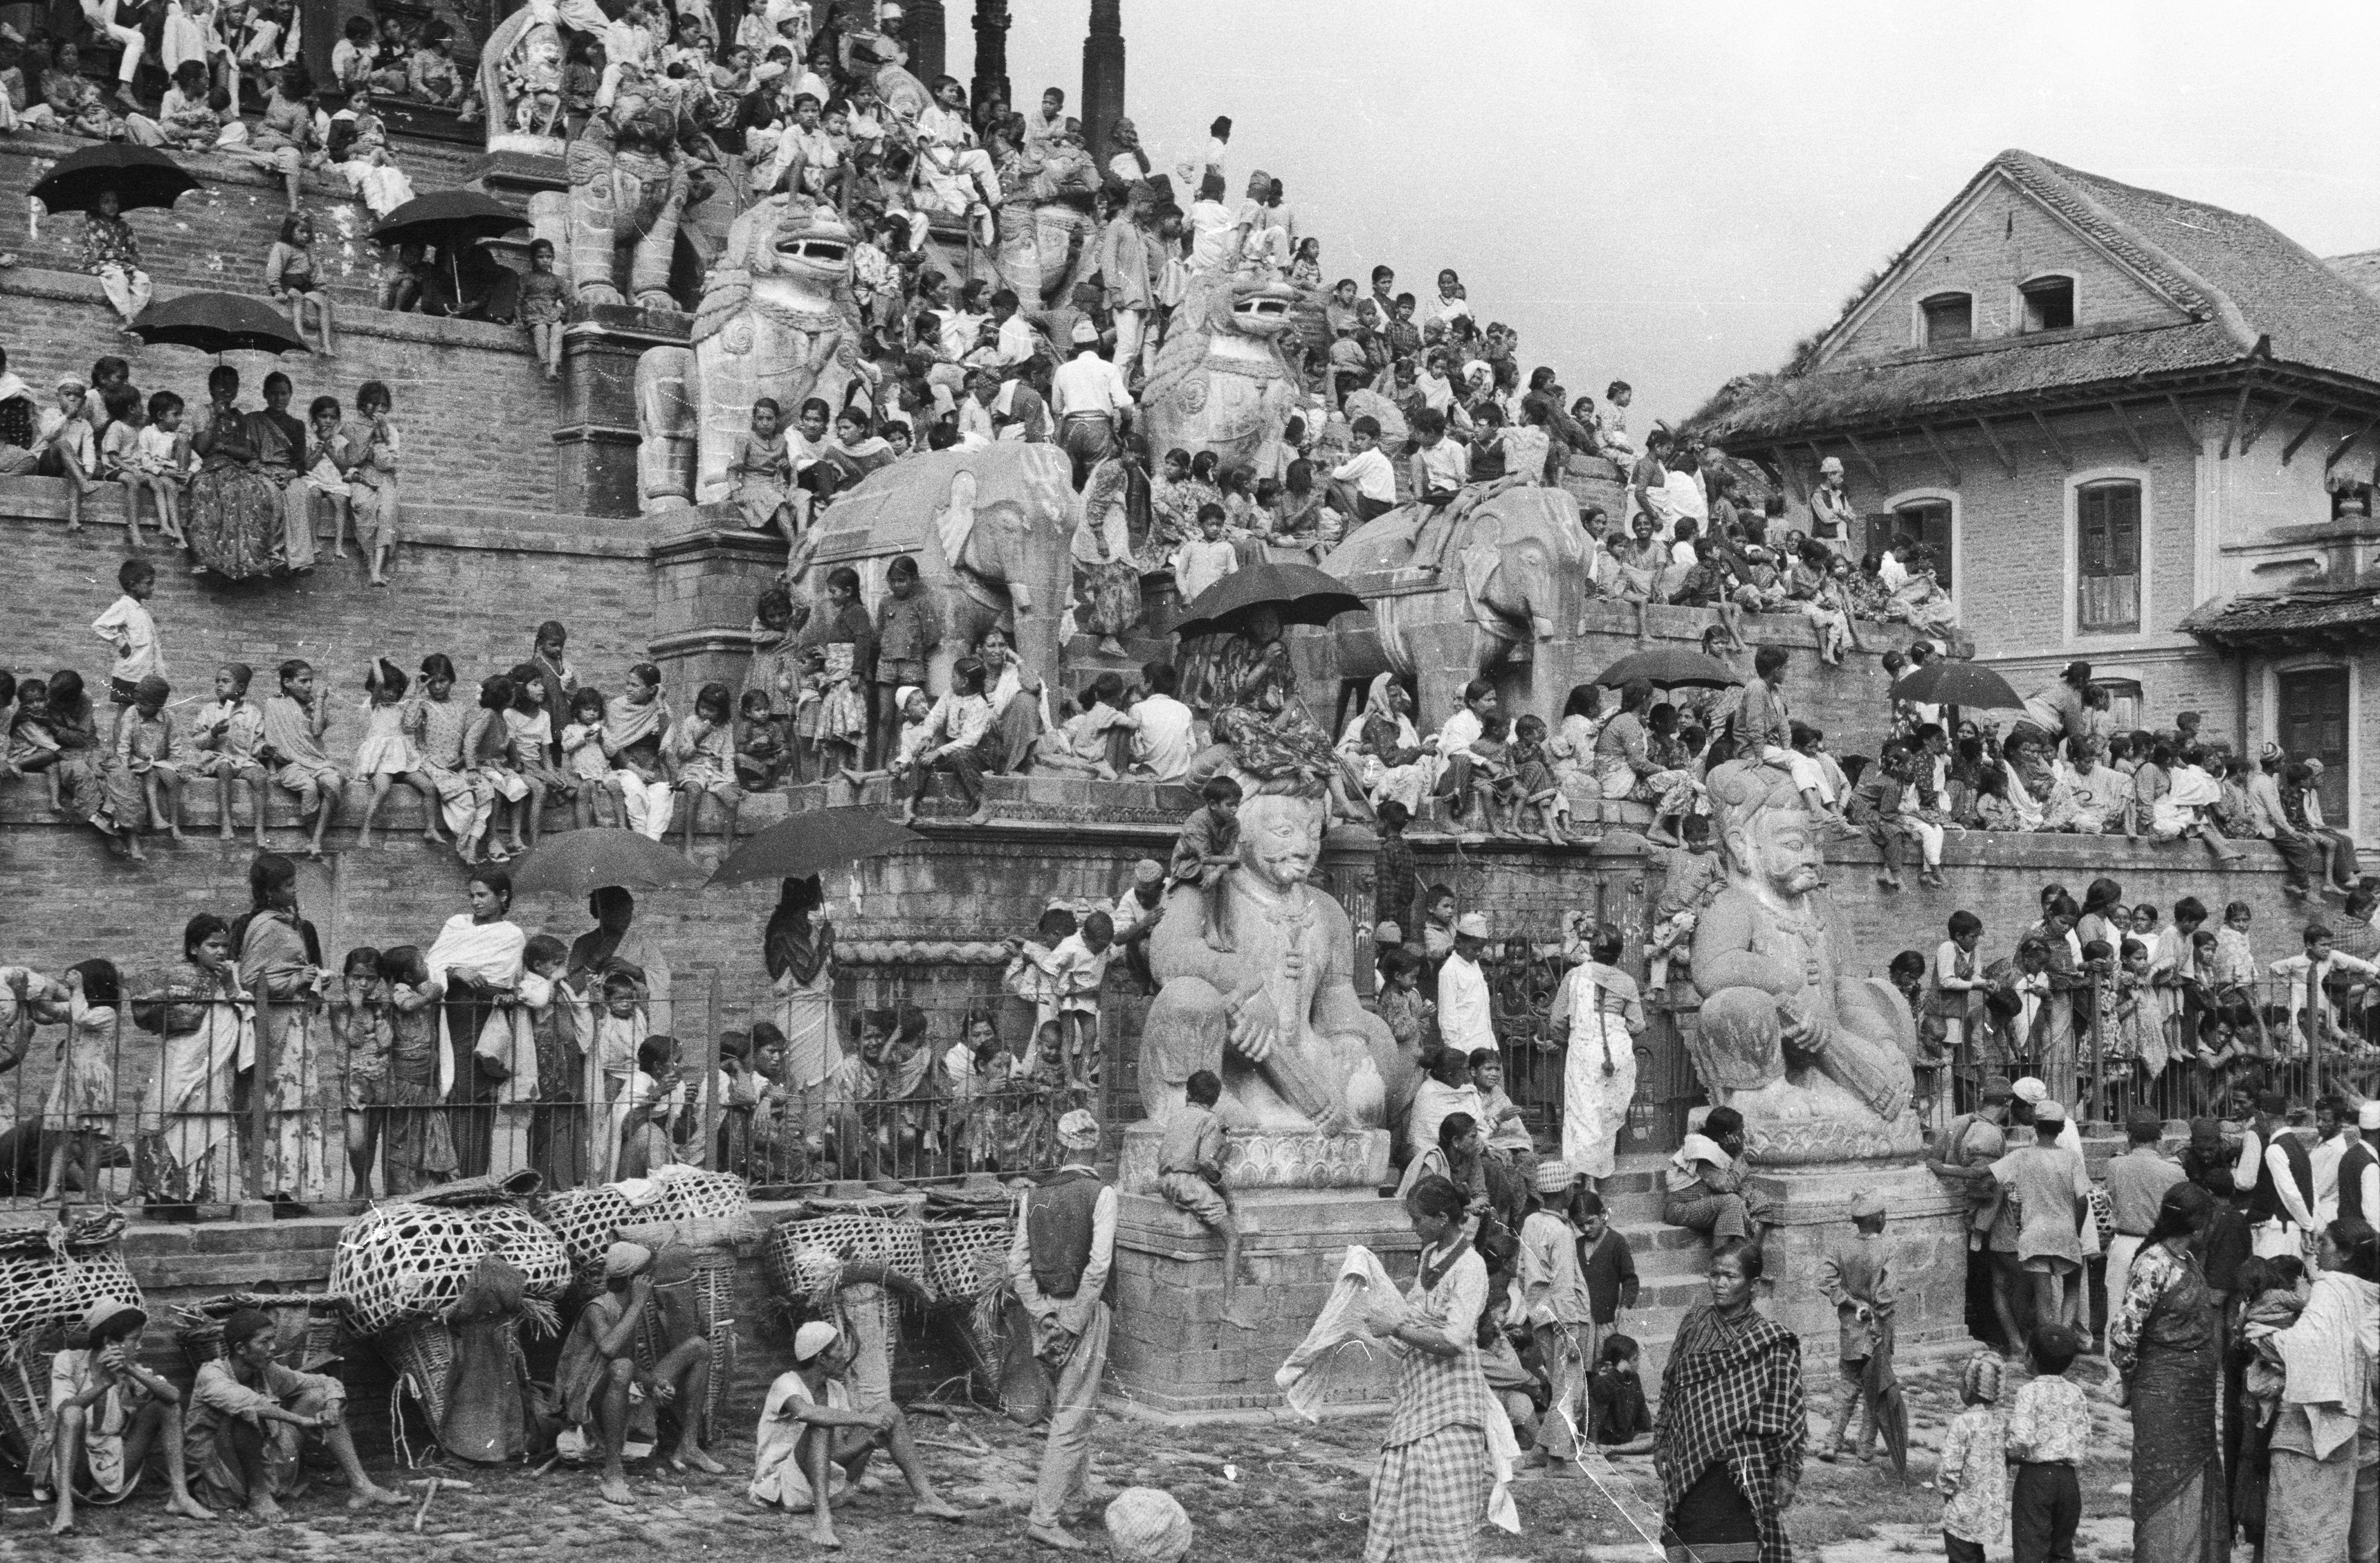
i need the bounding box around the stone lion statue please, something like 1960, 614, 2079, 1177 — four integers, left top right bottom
1137, 787, 1410, 1173
565, 96, 689, 312
1139, 271, 1304, 479
632, 192, 862, 511
1687, 758, 1923, 1164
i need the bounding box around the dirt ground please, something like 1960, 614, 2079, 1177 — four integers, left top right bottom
0, 1349, 2164, 1562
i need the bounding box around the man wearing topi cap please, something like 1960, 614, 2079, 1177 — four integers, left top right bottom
1050, 318, 1133, 484
1005, 1108, 1115, 1551
2101, 1111, 2184, 1322
749, 1320, 965, 1545
555, 1241, 723, 1505
1436, 912, 1494, 1059
1815, 1190, 1895, 1463
47, 1299, 212, 1533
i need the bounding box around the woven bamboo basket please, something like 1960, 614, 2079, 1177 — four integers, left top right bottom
173, 1292, 345, 1373
0, 1324, 57, 1486
383, 1314, 457, 1432
650, 1169, 757, 1235
919, 1219, 1011, 1305
406, 1170, 546, 1208
762, 1212, 924, 1300
619, 1230, 740, 1434
328, 1201, 570, 1336
0, 1213, 141, 1340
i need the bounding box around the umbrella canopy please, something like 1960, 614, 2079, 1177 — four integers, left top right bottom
706, 807, 921, 887
1889, 659, 2024, 711
371, 190, 531, 250
508, 830, 706, 898
1593, 648, 1741, 691
1171, 563, 1366, 641
30, 144, 197, 216
128, 292, 310, 356
1861, 1331, 1911, 1482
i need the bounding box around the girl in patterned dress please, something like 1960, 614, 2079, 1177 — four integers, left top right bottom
376, 945, 456, 1196
42, 961, 125, 1205
665, 680, 744, 849
464, 674, 530, 863
325, 944, 390, 1198
352, 656, 432, 850
504, 663, 574, 849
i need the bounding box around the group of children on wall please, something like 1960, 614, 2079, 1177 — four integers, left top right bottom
1900, 875, 2380, 1135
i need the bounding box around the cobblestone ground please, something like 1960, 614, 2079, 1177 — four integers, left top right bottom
0, 1351, 2168, 1562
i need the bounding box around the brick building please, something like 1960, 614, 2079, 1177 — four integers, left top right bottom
1704, 149, 2380, 834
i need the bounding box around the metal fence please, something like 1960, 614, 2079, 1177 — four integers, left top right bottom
0, 984, 1081, 1212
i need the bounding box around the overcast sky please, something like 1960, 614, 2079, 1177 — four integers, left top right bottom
947, 0, 2380, 428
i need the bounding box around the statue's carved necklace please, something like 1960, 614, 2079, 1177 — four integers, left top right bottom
747, 291, 846, 336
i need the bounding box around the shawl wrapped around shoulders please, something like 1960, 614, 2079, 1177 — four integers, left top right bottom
1656, 1302, 1806, 1563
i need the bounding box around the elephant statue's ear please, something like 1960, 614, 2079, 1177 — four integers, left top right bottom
933, 468, 981, 568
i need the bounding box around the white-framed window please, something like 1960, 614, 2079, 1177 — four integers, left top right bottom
2019, 273, 2077, 333
1918, 291, 1973, 347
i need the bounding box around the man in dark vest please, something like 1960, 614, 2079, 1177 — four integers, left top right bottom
1927, 1075, 2012, 1349
1004, 1108, 1114, 1552
2240, 1090, 2316, 1260
2338, 1101, 2379, 1227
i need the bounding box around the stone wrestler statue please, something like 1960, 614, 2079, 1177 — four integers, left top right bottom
1138, 785, 1408, 1136
1688, 758, 1921, 1162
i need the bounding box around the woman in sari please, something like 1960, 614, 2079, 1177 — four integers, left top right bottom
2109, 1182, 2226, 1563
424, 868, 527, 1178
185, 366, 285, 581
1655, 1238, 1806, 1563
1592, 679, 1695, 821
1073, 453, 1140, 656
1336, 673, 1437, 815
134, 913, 251, 1209
977, 624, 1048, 773
233, 852, 325, 1208
2261, 1219, 2380, 1563
1550, 684, 1604, 796
1549, 924, 1642, 1186
1359, 1175, 1499, 1563
1886, 558, 1959, 638
765, 875, 834, 1153
1216, 664, 1370, 821
524, 934, 589, 1191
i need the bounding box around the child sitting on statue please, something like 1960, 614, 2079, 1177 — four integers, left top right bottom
1157, 1070, 1256, 1330
1169, 774, 1243, 951
1642, 814, 1721, 988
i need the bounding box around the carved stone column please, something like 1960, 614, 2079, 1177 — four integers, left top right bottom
904, 0, 945, 84
1081, 0, 1124, 167
970, 0, 1010, 115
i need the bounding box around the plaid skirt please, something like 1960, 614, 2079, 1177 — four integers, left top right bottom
1365, 1423, 1490, 1563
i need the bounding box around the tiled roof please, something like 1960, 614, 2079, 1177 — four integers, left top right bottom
2179, 586, 2380, 643
1706, 152, 2380, 444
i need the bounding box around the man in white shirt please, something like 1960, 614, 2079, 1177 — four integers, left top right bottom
985, 288, 1036, 369
1049, 320, 1132, 482
962, 368, 1048, 444
1126, 662, 1196, 781
2234, 1090, 2319, 1259
1328, 415, 1398, 529
1436, 911, 1495, 1058
1020, 85, 1066, 158
2309, 1095, 2351, 1226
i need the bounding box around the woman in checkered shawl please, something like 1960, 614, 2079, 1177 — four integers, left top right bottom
1654, 1238, 1806, 1563
1359, 1175, 1494, 1562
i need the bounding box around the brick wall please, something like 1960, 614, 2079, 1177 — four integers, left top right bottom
1833, 175, 2186, 362
0, 128, 482, 314
0, 269, 562, 511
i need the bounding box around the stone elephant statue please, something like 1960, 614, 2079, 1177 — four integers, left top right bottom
791, 444, 1079, 707
565, 104, 690, 311
1319, 485, 1590, 731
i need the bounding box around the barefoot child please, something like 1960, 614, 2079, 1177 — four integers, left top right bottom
47, 1301, 213, 1535
264, 210, 336, 356
302, 396, 356, 559
560, 687, 614, 827
1815, 1189, 1894, 1462
185, 1308, 408, 1519
114, 675, 186, 846
325, 944, 389, 1198
601, 663, 676, 841
732, 687, 789, 792
259, 657, 345, 859
1934, 1351, 2007, 1563
42, 375, 101, 531
125, 391, 192, 546
10, 678, 63, 810
343, 381, 399, 587
463, 673, 529, 862
834, 683, 928, 791
504, 664, 573, 848
666, 679, 744, 849
750, 1320, 966, 1546
729, 396, 798, 549
189, 663, 268, 846
520, 239, 568, 380
1168, 774, 1241, 950
91, 558, 165, 707
1510, 713, 1571, 843
351, 657, 430, 850
1467, 711, 1523, 837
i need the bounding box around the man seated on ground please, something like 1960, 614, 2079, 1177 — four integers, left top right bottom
750, 1320, 967, 1548
1663, 1104, 1774, 1256
556, 1241, 723, 1506
184, 1308, 407, 1521
48, 1301, 212, 1534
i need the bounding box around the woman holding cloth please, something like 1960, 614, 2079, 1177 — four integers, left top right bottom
423, 869, 527, 1178
134, 913, 252, 1209
2260, 1218, 2380, 1562
765, 875, 835, 1155
2107, 1182, 2227, 1563
1336, 673, 1437, 817
1548, 924, 1643, 1187
232, 854, 325, 1207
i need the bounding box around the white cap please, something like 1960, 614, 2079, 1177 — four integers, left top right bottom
1455, 912, 1489, 938
794, 1320, 840, 1361
2011, 1077, 2047, 1104
2359, 1101, 2380, 1133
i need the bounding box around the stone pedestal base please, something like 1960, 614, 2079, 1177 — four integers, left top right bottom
1743, 1157, 1971, 1362
556, 304, 689, 516
1117, 1122, 1387, 1193
1109, 1187, 1416, 1418
650, 516, 785, 692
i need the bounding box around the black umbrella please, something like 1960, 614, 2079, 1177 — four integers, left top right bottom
706, 807, 921, 887
1594, 648, 1741, 690
1171, 563, 1366, 641
371, 190, 531, 249
509, 830, 706, 898
1861, 1326, 1911, 1483
1889, 659, 2024, 711
128, 292, 310, 356
30, 144, 196, 216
